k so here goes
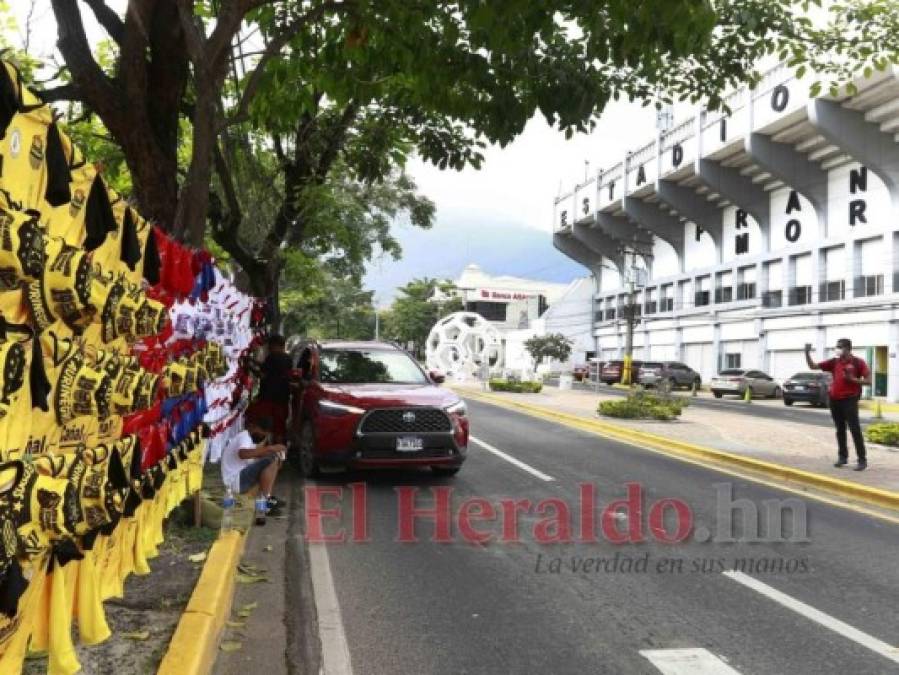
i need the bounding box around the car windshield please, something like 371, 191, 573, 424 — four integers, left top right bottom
718, 369, 745, 376
319, 349, 428, 384
790, 372, 821, 380
642, 362, 663, 369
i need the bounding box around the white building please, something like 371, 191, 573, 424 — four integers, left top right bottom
434, 264, 573, 373
540, 277, 596, 369
553, 63, 899, 400
448, 264, 569, 330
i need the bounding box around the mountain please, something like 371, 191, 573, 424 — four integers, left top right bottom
365, 214, 586, 303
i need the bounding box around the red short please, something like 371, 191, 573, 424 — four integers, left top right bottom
247, 399, 288, 437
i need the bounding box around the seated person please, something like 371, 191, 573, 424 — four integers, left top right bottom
221, 416, 286, 511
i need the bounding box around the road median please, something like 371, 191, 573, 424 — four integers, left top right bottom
457, 387, 899, 512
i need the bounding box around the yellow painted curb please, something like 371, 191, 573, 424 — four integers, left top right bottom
158, 529, 246, 675
456, 388, 899, 512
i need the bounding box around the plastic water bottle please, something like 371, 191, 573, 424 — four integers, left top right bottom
254, 494, 268, 526
221, 487, 236, 532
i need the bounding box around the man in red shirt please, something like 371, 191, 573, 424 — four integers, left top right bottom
805, 338, 871, 470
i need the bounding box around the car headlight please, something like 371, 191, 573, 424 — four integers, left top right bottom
445, 400, 467, 417
319, 400, 366, 416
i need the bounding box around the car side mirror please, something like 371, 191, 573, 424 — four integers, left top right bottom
429, 370, 446, 384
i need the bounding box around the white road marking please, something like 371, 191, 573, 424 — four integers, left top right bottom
724, 570, 899, 665
309, 542, 353, 675
470, 435, 555, 482
640, 648, 741, 674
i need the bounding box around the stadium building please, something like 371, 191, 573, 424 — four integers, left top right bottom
553, 63, 899, 400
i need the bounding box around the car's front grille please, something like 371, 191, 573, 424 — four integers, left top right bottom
359, 407, 452, 434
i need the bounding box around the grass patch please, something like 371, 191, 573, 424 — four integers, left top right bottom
597, 391, 689, 421
865, 422, 899, 447
489, 379, 543, 393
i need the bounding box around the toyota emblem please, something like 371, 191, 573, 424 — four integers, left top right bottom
402, 411, 416, 424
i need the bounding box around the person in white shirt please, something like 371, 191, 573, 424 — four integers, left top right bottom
221, 416, 285, 510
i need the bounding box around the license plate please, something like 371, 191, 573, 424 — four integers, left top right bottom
795, 385, 805, 391
396, 437, 424, 452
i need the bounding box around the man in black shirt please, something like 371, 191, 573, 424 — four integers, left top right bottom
255, 334, 293, 442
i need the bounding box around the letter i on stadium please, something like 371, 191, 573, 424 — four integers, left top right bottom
553, 63, 899, 400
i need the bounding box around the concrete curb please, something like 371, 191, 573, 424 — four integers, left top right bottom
157, 529, 246, 675
456, 388, 899, 512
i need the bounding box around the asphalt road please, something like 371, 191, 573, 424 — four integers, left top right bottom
294, 398, 899, 675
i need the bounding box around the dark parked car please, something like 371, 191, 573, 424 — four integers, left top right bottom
638, 361, 701, 390
600, 359, 644, 385
289, 340, 469, 477
783, 372, 832, 407
710, 369, 782, 399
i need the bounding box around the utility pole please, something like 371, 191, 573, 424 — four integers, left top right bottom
374, 309, 380, 341
622, 249, 638, 386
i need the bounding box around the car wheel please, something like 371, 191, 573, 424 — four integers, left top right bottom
713, 391, 723, 398
784, 398, 793, 406
432, 466, 461, 477
692, 377, 701, 391
298, 423, 320, 478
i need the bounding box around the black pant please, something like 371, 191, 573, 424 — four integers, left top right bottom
829, 396, 866, 462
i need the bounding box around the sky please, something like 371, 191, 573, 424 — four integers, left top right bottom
13, 1, 659, 302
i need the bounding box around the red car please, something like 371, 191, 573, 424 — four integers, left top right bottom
290, 340, 469, 477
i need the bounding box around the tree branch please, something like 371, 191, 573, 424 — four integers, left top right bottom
211, 140, 263, 279
83, 0, 125, 44
315, 101, 358, 179
225, 0, 356, 128
50, 0, 119, 121
36, 83, 83, 103
174, 0, 207, 66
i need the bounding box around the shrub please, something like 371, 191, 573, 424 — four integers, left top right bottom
597, 391, 688, 421
865, 422, 899, 447
489, 379, 543, 393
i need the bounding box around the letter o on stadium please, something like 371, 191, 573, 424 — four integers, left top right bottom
771, 84, 789, 112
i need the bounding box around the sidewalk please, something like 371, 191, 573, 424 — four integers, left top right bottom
455, 382, 899, 493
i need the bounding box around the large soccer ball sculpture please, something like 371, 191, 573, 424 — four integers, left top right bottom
425, 312, 503, 379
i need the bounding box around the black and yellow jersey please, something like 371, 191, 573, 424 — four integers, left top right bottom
0, 63, 70, 212
0, 190, 45, 292
26, 237, 93, 332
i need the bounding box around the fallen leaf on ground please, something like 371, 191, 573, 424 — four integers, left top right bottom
220, 641, 242, 652
226, 620, 246, 628
236, 573, 268, 584
188, 551, 208, 563
121, 630, 150, 640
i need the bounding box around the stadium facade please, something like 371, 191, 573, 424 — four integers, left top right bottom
553, 63, 899, 400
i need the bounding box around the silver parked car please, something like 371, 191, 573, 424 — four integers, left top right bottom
710, 369, 782, 399
638, 361, 702, 390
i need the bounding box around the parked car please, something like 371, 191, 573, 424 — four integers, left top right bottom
710, 369, 782, 399
600, 359, 644, 385
783, 372, 832, 407
638, 361, 702, 390
289, 340, 469, 477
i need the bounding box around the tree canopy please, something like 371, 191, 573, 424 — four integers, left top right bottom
7, 0, 899, 319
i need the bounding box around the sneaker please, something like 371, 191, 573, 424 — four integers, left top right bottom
266, 496, 283, 510
834, 459, 848, 468
853, 462, 868, 471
